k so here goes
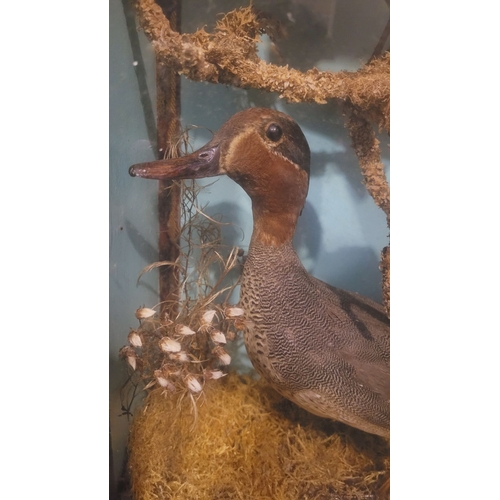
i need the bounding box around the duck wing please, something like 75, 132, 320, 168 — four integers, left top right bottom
311, 276, 390, 401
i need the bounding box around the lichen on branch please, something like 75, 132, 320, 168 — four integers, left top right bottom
346, 106, 390, 224
134, 1, 390, 132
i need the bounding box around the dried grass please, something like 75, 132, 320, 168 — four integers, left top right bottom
120, 148, 245, 411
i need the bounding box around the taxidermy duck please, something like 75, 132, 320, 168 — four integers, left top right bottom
129, 108, 390, 438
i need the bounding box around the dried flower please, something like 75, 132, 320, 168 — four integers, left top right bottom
154, 369, 176, 391
159, 337, 181, 353
169, 351, 190, 363
213, 345, 231, 365
185, 374, 203, 393
119, 346, 137, 370
175, 324, 196, 336
135, 307, 156, 320
210, 329, 227, 344
199, 309, 217, 330
225, 306, 245, 318
128, 330, 142, 348
205, 369, 226, 380
119, 346, 134, 358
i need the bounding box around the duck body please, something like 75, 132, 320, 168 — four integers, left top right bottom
130, 108, 390, 438
241, 240, 389, 438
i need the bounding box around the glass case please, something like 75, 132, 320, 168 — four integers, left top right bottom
110, 1, 390, 497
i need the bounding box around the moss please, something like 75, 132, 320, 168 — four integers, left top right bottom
129, 374, 389, 500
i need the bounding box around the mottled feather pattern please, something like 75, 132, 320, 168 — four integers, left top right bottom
241, 241, 390, 438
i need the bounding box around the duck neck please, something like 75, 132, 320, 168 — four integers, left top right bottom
250, 202, 301, 248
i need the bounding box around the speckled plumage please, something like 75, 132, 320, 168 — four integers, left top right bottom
241, 241, 389, 438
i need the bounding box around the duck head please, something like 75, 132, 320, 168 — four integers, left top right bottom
129, 108, 311, 246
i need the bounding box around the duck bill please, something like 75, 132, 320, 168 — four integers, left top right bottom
129, 144, 221, 180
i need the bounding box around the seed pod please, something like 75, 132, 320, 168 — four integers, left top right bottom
185, 374, 203, 393
175, 324, 196, 336
199, 309, 217, 331
128, 330, 142, 348
169, 351, 189, 363
154, 369, 176, 391
135, 307, 156, 320
205, 369, 226, 380
119, 346, 137, 370
225, 306, 245, 318
159, 337, 181, 353
213, 346, 231, 366
209, 330, 227, 344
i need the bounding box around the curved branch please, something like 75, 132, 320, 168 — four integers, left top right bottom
135, 1, 390, 131
346, 107, 390, 224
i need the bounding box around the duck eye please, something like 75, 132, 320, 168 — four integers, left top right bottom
266, 123, 282, 142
